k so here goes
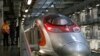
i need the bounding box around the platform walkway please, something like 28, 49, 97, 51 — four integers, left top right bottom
0, 46, 20, 56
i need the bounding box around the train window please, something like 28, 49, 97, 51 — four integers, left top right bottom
51, 18, 74, 26
46, 16, 74, 26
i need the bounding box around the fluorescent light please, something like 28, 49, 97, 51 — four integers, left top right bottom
25, 9, 28, 12
22, 18, 25, 21
73, 14, 75, 15
96, 4, 100, 7
27, 0, 32, 5
51, 4, 54, 8
46, 10, 48, 12
23, 15, 26, 17
88, 7, 92, 10
83, 10, 86, 12
21, 22, 23, 25
42, 13, 44, 15
22, 21, 24, 23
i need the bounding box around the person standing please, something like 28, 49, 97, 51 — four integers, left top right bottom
15, 26, 19, 45
10, 20, 16, 46
1, 20, 10, 46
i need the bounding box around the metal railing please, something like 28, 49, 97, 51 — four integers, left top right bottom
20, 25, 32, 56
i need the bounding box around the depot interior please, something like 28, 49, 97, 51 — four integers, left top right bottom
0, 0, 100, 56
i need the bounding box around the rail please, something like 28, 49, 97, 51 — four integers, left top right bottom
20, 25, 32, 56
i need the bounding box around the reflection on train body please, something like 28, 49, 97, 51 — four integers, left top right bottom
25, 14, 91, 56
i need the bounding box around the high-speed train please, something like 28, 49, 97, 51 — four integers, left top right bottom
30, 14, 91, 56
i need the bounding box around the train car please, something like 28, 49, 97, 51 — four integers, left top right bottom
32, 14, 91, 56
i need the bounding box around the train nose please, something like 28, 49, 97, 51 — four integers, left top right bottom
55, 42, 91, 56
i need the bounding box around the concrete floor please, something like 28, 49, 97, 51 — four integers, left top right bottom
91, 52, 100, 56
0, 46, 20, 56
0, 46, 100, 56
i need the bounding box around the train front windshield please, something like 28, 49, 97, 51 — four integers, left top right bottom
46, 16, 74, 26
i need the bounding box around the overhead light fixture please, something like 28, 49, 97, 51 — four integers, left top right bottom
21, 21, 24, 25
73, 14, 75, 15
22, 21, 24, 23
46, 10, 48, 12
23, 15, 26, 17
51, 4, 54, 8
22, 18, 25, 21
42, 13, 44, 15
88, 7, 92, 10
96, 4, 100, 7
25, 9, 28, 13
82, 10, 86, 12
27, 0, 32, 5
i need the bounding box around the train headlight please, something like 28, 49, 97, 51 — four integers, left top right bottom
73, 26, 80, 32
39, 50, 45, 54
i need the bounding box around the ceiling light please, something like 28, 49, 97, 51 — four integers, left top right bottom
96, 4, 100, 7
42, 13, 44, 15
46, 10, 48, 12
27, 0, 32, 5
51, 4, 54, 8
22, 18, 25, 21
25, 9, 28, 13
22, 21, 24, 23
88, 7, 92, 10
23, 15, 26, 17
73, 14, 75, 15
21, 21, 24, 25
82, 10, 86, 12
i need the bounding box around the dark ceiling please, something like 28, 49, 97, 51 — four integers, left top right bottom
2, 0, 100, 29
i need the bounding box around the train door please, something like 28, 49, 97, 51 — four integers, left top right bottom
33, 25, 41, 51
33, 25, 46, 46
